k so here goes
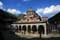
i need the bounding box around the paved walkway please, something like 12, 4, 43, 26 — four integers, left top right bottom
15, 32, 60, 38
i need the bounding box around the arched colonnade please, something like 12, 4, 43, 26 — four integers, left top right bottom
11, 23, 47, 36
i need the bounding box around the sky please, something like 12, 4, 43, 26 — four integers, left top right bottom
0, 0, 60, 18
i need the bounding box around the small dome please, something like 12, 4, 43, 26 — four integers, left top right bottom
27, 8, 35, 12
28, 8, 33, 11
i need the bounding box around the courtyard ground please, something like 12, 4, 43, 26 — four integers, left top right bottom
15, 32, 60, 38
1, 31, 60, 40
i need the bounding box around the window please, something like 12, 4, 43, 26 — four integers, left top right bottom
27, 19, 29, 21
30, 17, 33, 20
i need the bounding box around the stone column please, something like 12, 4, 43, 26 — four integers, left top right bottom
31, 25, 33, 33
18, 25, 19, 30
12, 24, 16, 32
44, 24, 47, 36
13, 24, 17, 32
36, 25, 38, 34
17, 25, 19, 32
21, 25, 23, 34
12, 24, 16, 29
26, 25, 28, 34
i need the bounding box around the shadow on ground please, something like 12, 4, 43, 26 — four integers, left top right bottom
1, 31, 60, 40
29, 37, 60, 40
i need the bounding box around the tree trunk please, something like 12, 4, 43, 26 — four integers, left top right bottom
39, 33, 41, 39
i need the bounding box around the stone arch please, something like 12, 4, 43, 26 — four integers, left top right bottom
32, 25, 37, 34
19, 25, 21, 31
22, 25, 26, 31
28, 25, 31, 33
38, 25, 44, 34
22, 25, 26, 34
15, 25, 18, 32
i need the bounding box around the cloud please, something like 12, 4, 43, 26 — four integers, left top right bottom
36, 8, 44, 14
0, 1, 3, 6
0, 1, 60, 18
0, 1, 21, 15
7, 9, 21, 14
0, 1, 3, 9
43, 5, 60, 14
36, 5, 60, 18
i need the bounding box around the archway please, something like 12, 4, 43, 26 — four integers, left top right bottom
38, 25, 44, 34
28, 25, 31, 33
15, 25, 18, 32
22, 25, 26, 34
19, 25, 21, 32
32, 25, 37, 34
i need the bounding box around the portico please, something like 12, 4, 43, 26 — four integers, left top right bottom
11, 22, 47, 36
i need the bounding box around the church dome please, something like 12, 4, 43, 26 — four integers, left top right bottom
26, 8, 35, 13
26, 8, 42, 21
